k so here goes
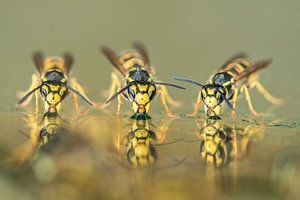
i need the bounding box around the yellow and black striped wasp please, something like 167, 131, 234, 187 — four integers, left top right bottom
17, 52, 94, 114
174, 53, 282, 119
98, 43, 185, 118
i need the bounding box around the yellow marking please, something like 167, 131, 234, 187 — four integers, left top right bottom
136, 84, 148, 92
48, 85, 60, 92
59, 87, 67, 96
223, 81, 231, 86
206, 88, 216, 95
148, 85, 155, 94
46, 93, 61, 105
119, 51, 146, 70
234, 64, 244, 73
227, 71, 235, 77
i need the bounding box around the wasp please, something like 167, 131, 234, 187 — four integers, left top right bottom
98, 43, 185, 118
174, 53, 282, 119
17, 52, 94, 114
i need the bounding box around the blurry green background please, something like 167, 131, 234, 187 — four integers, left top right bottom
0, 0, 299, 119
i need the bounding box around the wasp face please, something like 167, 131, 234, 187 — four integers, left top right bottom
127, 82, 156, 114
201, 85, 226, 118
39, 70, 68, 113
40, 84, 68, 113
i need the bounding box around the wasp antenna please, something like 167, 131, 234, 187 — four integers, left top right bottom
17, 85, 42, 105
173, 76, 203, 87
65, 85, 93, 106
105, 84, 132, 104
221, 94, 234, 110
154, 81, 186, 90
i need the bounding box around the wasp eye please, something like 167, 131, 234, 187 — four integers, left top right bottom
217, 95, 224, 105
128, 88, 136, 100
148, 90, 156, 101
41, 88, 48, 99
59, 88, 68, 100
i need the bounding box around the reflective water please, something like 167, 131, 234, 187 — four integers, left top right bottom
0, 111, 299, 200
0, 0, 300, 200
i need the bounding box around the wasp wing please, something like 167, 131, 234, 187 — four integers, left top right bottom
221, 52, 248, 69
63, 53, 74, 75
132, 42, 150, 65
132, 42, 155, 75
101, 46, 126, 76
234, 59, 272, 81
32, 51, 44, 74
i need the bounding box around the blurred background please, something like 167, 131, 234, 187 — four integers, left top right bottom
0, 1, 300, 200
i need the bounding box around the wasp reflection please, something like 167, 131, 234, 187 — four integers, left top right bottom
116, 117, 171, 168
9, 113, 70, 164
126, 119, 157, 167
198, 119, 265, 167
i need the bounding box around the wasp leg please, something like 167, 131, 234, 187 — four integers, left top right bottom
187, 91, 202, 117
155, 119, 171, 144
33, 89, 39, 114
17, 74, 39, 109
102, 72, 120, 97
70, 78, 94, 115
254, 81, 283, 105
231, 123, 238, 160
240, 85, 264, 117
159, 85, 182, 107
96, 72, 122, 110
115, 90, 123, 117
157, 89, 177, 118
231, 88, 238, 120
9, 115, 39, 164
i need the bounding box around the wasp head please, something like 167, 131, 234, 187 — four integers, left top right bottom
201, 84, 228, 118
127, 81, 156, 114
